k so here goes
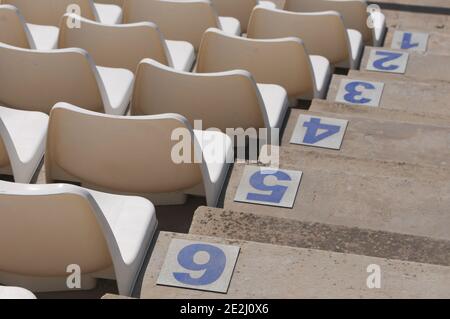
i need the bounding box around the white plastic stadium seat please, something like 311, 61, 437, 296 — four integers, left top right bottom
0, 180, 157, 296
59, 14, 195, 72
0, 286, 37, 299
45, 103, 233, 207
197, 28, 331, 102
0, 106, 48, 183
248, 6, 363, 69
0, 42, 133, 115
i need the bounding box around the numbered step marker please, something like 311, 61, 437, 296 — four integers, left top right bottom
157, 239, 240, 293
391, 31, 429, 52
290, 114, 348, 150
366, 49, 409, 74
234, 166, 302, 208
335, 79, 384, 107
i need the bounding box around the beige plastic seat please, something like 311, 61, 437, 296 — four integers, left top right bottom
132, 59, 288, 136
2, 0, 123, 49
0, 42, 133, 115
122, 0, 241, 50
0, 5, 36, 48
248, 6, 363, 69
284, 0, 386, 46
210, 0, 276, 33
58, 14, 195, 72
0, 286, 36, 299
0, 180, 157, 296
0, 106, 48, 183
45, 103, 233, 207
197, 28, 331, 102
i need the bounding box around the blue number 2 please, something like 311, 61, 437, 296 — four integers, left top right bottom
344, 81, 375, 104
174, 244, 226, 286
373, 51, 403, 71
247, 170, 291, 203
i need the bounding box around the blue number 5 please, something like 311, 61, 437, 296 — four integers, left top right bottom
344, 81, 375, 104
373, 51, 403, 71
173, 244, 226, 286
247, 170, 291, 203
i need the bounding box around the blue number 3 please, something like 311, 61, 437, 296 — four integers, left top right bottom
247, 170, 291, 203
173, 244, 226, 286
344, 81, 375, 104
373, 51, 403, 71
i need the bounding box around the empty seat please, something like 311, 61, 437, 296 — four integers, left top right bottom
0, 286, 36, 299
132, 59, 288, 134
0, 180, 157, 296
0, 106, 48, 183
0, 42, 133, 115
122, 0, 241, 50
210, 0, 276, 33
0, 5, 35, 49
45, 103, 232, 207
197, 28, 331, 102
2, 0, 123, 49
248, 6, 363, 69
59, 14, 195, 72
284, 0, 386, 46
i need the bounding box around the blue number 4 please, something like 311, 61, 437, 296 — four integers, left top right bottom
174, 244, 226, 286
373, 51, 403, 71
344, 81, 375, 104
247, 170, 291, 203
303, 118, 341, 144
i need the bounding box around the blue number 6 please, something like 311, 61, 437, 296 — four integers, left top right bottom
344, 81, 375, 104
373, 51, 403, 71
173, 244, 226, 286
247, 170, 291, 203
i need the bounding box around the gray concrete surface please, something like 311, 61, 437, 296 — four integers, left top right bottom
383, 9, 450, 32
135, 232, 450, 298
280, 106, 450, 169
190, 206, 450, 266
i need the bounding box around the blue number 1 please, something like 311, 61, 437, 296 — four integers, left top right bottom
401, 32, 419, 49
247, 170, 291, 203
373, 51, 403, 71
174, 244, 226, 286
344, 81, 375, 104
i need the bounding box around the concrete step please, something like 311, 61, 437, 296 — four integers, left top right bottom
136, 231, 450, 298
280, 106, 450, 169
383, 9, 450, 32
190, 206, 450, 266
359, 46, 450, 83
383, 27, 450, 55
325, 74, 450, 125
377, 0, 450, 9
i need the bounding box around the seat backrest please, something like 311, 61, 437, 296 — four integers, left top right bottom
0, 5, 34, 48
46, 103, 203, 194
131, 59, 267, 131
59, 14, 172, 71
210, 0, 258, 33
0, 181, 112, 277
3, 0, 98, 26
0, 43, 104, 114
0, 136, 9, 169
284, 0, 371, 44
197, 28, 314, 99
248, 6, 349, 65
122, 0, 221, 50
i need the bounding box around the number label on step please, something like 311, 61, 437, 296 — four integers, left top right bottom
391, 31, 429, 52
290, 115, 348, 150
366, 49, 409, 74
234, 166, 303, 208
335, 79, 384, 107
157, 239, 240, 293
